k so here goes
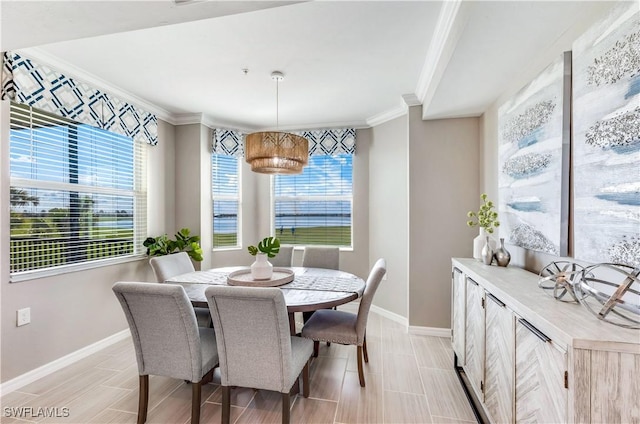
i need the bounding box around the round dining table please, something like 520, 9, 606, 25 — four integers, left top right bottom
165, 266, 365, 334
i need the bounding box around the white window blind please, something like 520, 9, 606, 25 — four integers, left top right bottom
273, 154, 352, 247
212, 154, 240, 248
9, 102, 147, 275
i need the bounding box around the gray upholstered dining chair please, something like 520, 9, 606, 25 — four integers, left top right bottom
205, 285, 314, 424
149, 252, 194, 281
149, 252, 210, 327
301, 246, 339, 270
301, 258, 386, 387
112, 282, 219, 424
301, 246, 341, 324
270, 245, 294, 267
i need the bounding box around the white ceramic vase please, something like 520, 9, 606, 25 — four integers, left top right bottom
473, 228, 496, 260
251, 253, 273, 280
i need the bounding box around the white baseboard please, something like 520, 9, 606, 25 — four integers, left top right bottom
0, 329, 131, 396
370, 304, 408, 327
408, 325, 451, 338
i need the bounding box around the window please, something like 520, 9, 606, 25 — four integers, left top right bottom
273, 154, 352, 247
9, 103, 147, 275
212, 154, 240, 248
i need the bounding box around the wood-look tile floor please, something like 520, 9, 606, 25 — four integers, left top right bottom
1, 305, 475, 424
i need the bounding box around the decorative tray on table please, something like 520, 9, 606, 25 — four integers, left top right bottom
227, 267, 294, 287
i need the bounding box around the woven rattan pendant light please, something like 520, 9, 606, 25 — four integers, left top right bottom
244, 71, 308, 174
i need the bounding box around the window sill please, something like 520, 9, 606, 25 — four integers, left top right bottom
9, 254, 148, 283
212, 247, 243, 252
291, 246, 354, 252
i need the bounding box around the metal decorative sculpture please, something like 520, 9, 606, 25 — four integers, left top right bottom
538, 261, 587, 303
574, 263, 640, 329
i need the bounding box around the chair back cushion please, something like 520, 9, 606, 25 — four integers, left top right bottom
301, 246, 339, 270
149, 252, 195, 282
205, 286, 293, 392
269, 246, 293, 267
356, 259, 387, 341
112, 282, 204, 381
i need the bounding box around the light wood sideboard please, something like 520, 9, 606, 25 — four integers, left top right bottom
451, 258, 640, 424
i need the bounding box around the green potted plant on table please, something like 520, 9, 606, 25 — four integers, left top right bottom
248, 236, 280, 280
467, 194, 500, 261
143, 228, 203, 262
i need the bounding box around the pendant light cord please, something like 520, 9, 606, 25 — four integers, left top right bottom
275, 78, 279, 130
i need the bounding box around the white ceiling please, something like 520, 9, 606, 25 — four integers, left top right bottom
0, 1, 616, 131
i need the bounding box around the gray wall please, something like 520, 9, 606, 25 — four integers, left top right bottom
174, 124, 208, 269
369, 115, 409, 318
408, 107, 480, 329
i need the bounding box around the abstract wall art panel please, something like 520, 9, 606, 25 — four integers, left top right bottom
573, 2, 640, 267
498, 52, 571, 256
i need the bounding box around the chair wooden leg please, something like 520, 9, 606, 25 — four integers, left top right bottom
288, 313, 296, 335
313, 340, 319, 358
357, 346, 366, 387
222, 386, 231, 424
281, 392, 291, 424
363, 336, 369, 363
137, 375, 149, 424
191, 381, 202, 424
302, 358, 310, 398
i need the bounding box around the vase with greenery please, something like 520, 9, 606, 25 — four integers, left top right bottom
143, 228, 203, 262
248, 236, 280, 280
467, 194, 500, 260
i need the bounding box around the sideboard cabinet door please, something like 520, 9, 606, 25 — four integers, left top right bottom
464, 277, 485, 401
515, 318, 567, 423
452, 267, 466, 364
484, 293, 514, 424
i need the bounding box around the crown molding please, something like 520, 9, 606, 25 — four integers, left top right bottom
260, 119, 369, 133
366, 101, 408, 128
18, 47, 176, 124
200, 115, 255, 133
415, 0, 470, 119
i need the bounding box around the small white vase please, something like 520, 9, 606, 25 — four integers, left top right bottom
473, 228, 496, 260
251, 253, 273, 280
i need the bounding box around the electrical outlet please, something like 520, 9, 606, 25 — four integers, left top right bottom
17, 308, 30, 326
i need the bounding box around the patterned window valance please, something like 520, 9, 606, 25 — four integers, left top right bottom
213, 128, 245, 157
1, 52, 158, 145
212, 128, 356, 158
296, 128, 356, 156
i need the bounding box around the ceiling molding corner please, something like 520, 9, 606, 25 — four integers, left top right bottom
18, 47, 176, 124
415, 0, 470, 119
171, 113, 204, 126
402, 93, 421, 107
